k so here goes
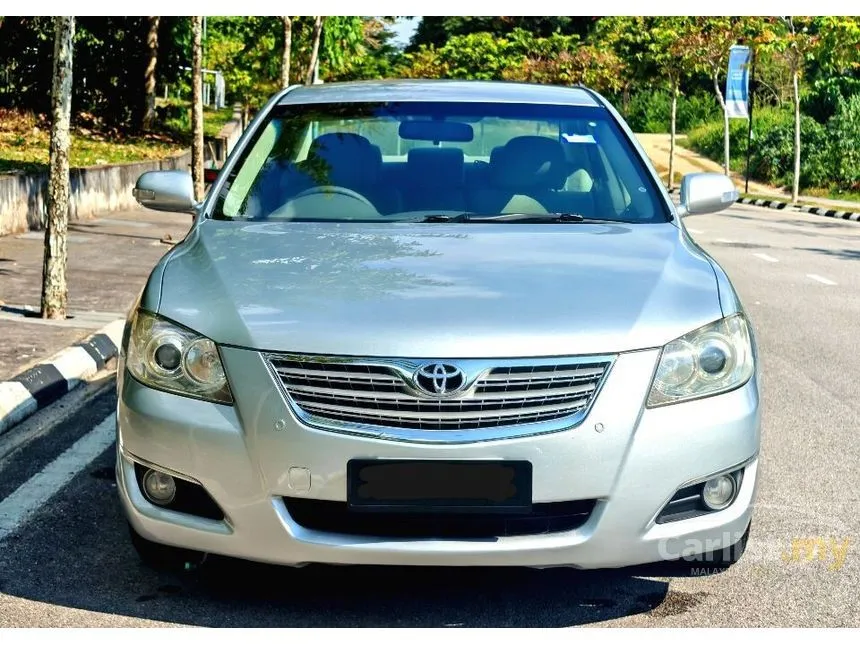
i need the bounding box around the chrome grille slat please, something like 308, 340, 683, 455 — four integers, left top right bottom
480, 367, 606, 382
294, 397, 589, 420
273, 367, 400, 385
266, 355, 612, 433
285, 381, 596, 403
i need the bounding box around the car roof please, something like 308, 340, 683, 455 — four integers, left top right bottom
277, 79, 603, 108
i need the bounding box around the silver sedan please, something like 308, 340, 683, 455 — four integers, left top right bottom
118, 79, 760, 572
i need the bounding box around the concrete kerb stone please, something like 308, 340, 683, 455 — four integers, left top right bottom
666, 186, 860, 222
0, 319, 125, 437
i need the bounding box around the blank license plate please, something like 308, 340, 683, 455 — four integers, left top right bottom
347, 459, 533, 513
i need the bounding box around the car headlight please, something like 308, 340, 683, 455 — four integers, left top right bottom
647, 313, 754, 407
125, 309, 233, 404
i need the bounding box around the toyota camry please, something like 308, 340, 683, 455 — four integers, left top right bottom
119, 79, 760, 572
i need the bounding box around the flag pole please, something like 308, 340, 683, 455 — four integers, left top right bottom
744, 48, 756, 196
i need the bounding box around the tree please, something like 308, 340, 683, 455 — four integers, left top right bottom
142, 16, 159, 131
408, 17, 597, 50
682, 17, 762, 176
759, 16, 860, 202
191, 16, 204, 201
648, 18, 696, 190
320, 16, 368, 79
280, 17, 292, 88
305, 16, 323, 85
41, 16, 74, 320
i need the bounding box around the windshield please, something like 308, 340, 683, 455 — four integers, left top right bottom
210, 101, 670, 224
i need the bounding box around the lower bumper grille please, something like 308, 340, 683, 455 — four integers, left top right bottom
283, 498, 597, 538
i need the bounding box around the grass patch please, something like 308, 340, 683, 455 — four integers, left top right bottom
802, 186, 860, 205
0, 104, 238, 174
158, 100, 237, 139
0, 108, 184, 174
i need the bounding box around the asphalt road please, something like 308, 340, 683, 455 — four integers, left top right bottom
1, 203, 858, 627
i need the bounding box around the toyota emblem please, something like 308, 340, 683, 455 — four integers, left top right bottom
414, 363, 466, 397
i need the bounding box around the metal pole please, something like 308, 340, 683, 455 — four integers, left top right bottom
745, 48, 756, 195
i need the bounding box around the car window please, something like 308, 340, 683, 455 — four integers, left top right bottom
211, 101, 669, 224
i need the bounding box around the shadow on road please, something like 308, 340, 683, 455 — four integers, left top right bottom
0, 447, 685, 627
797, 247, 860, 262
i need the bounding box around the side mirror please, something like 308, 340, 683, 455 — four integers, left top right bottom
677, 173, 739, 216
133, 170, 197, 213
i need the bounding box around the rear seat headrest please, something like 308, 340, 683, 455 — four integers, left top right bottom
492, 136, 568, 190
406, 147, 465, 186
308, 132, 383, 185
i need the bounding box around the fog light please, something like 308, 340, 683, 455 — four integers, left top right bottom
702, 474, 736, 510
142, 469, 176, 505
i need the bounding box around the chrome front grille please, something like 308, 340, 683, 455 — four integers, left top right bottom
266, 354, 614, 438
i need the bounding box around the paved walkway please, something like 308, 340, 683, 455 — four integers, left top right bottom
0, 209, 192, 380
636, 133, 860, 212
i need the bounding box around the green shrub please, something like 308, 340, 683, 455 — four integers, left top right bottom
826, 94, 860, 190
802, 75, 860, 124
625, 89, 670, 133
625, 90, 723, 134
687, 106, 834, 189
676, 93, 721, 132
685, 111, 756, 159
750, 114, 829, 188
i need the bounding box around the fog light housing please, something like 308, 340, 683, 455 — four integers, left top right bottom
702, 474, 736, 511
142, 468, 177, 505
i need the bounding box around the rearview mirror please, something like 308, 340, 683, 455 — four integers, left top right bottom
399, 120, 474, 142
133, 170, 197, 213
677, 173, 739, 216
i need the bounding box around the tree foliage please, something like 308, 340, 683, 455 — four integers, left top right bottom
408, 16, 597, 50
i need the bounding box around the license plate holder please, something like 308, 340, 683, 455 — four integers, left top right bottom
347, 459, 533, 513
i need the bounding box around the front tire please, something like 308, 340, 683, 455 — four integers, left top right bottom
128, 522, 206, 572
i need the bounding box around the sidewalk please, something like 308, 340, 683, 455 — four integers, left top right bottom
635, 133, 860, 212
0, 209, 192, 380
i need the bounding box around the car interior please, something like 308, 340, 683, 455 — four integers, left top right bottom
226, 115, 661, 223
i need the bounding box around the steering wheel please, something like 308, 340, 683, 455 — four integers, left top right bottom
292, 185, 375, 209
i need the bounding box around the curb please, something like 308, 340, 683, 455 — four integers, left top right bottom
736, 196, 860, 222
666, 187, 860, 221
0, 319, 124, 437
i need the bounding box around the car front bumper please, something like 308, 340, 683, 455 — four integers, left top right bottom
116, 346, 761, 569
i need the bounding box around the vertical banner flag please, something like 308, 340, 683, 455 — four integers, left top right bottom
726, 45, 752, 119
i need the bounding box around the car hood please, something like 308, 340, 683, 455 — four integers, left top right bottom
157, 219, 722, 358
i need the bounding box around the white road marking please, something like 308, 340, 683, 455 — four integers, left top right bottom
807, 274, 837, 286
0, 414, 114, 542
753, 253, 779, 263
716, 238, 733, 243
686, 227, 703, 234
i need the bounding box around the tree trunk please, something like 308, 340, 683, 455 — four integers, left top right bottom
41, 16, 75, 320
712, 71, 730, 176
792, 67, 801, 204
281, 17, 292, 88
142, 16, 159, 131
305, 16, 323, 85
191, 17, 204, 202
669, 82, 678, 191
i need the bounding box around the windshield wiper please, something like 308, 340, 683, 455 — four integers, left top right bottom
419, 212, 588, 224
462, 212, 587, 224
419, 213, 470, 223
